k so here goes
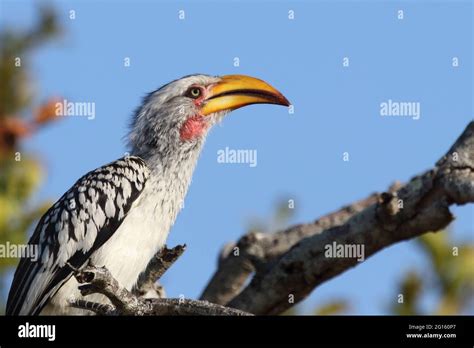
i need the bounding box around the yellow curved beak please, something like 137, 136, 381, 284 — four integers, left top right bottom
201, 75, 290, 116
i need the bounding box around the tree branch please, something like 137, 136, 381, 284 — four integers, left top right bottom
70, 122, 473, 316
72, 264, 252, 316
132, 244, 186, 299
202, 122, 474, 315
200, 190, 393, 304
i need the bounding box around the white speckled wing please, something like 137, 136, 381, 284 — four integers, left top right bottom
6, 156, 150, 315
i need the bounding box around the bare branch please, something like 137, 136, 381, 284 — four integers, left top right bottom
200, 190, 389, 304
223, 122, 474, 315
141, 298, 252, 316
133, 244, 186, 298
75, 265, 152, 315
71, 122, 473, 316
72, 264, 252, 316
198, 122, 474, 314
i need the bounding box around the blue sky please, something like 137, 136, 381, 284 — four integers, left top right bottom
1, 0, 472, 314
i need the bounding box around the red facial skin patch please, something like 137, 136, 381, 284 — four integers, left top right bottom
180, 115, 208, 141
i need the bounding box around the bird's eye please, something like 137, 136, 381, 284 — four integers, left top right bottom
187, 87, 202, 99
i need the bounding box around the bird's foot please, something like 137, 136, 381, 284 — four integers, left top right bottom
72, 264, 152, 315
68, 298, 116, 316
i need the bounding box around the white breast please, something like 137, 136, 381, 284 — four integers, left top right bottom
43, 176, 186, 315
90, 191, 171, 290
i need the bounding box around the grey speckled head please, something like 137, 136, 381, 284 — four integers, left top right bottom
128, 74, 221, 158
127, 73, 290, 166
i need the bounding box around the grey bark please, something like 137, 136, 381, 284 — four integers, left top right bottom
223, 121, 474, 314
71, 264, 252, 316
132, 244, 186, 299
200, 190, 389, 305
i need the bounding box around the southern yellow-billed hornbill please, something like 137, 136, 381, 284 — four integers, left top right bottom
6, 74, 290, 315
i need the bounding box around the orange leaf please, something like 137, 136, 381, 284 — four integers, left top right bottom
34, 97, 62, 125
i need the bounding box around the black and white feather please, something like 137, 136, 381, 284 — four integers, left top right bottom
7, 74, 223, 315
6, 156, 149, 315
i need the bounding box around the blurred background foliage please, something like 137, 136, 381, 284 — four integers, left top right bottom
390, 232, 474, 315
0, 6, 62, 311
0, 5, 472, 316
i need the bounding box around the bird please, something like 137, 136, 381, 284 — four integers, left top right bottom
6, 74, 290, 315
